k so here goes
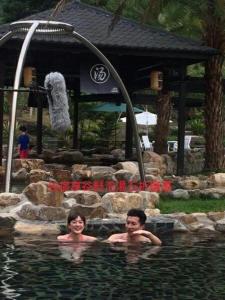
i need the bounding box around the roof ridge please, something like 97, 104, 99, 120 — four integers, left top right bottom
65, 1, 207, 48
3, 0, 207, 49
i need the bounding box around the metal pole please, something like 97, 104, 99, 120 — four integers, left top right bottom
5, 22, 39, 192
0, 31, 14, 47
71, 31, 145, 183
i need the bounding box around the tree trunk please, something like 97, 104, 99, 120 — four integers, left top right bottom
154, 91, 172, 154
205, 54, 224, 170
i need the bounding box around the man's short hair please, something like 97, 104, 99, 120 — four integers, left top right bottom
127, 209, 146, 225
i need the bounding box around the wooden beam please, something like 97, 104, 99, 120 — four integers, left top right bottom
177, 67, 187, 176
0, 61, 4, 166
36, 98, 43, 154
73, 94, 79, 149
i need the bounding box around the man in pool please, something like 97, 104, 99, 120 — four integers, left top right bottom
107, 209, 162, 245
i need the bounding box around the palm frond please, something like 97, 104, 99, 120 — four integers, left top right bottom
108, 0, 128, 34
50, 0, 68, 19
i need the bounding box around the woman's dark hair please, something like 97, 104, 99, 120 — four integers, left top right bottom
127, 209, 146, 225
67, 209, 86, 225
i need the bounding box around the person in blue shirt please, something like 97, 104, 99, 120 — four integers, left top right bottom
18, 126, 30, 159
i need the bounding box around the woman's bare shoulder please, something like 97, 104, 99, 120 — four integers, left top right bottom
57, 234, 71, 242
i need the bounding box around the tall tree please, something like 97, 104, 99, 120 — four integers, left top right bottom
201, 0, 225, 170
164, 0, 225, 170
109, 0, 225, 169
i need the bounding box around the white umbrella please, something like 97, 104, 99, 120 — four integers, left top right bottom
121, 111, 157, 125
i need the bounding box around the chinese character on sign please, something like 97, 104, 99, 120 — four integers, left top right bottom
90, 64, 110, 84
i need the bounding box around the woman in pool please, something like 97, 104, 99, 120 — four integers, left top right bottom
57, 209, 97, 242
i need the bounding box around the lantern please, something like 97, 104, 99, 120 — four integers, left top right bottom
23, 67, 36, 87
150, 71, 163, 91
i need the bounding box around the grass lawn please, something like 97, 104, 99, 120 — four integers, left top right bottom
158, 197, 225, 214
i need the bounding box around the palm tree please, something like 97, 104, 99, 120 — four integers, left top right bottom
201, 1, 225, 170
166, 0, 225, 170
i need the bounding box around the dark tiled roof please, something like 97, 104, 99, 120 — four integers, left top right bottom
0, 0, 217, 56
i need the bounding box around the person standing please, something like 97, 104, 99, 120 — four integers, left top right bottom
18, 126, 30, 159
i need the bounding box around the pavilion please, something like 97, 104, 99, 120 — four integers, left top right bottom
0, 0, 218, 175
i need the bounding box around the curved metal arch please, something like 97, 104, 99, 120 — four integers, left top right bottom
2, 20, 145, 192
5, 22, 40, 192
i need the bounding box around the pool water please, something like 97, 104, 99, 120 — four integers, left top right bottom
0, 234, 225, 299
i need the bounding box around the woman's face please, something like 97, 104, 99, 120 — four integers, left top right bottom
68, 216, 85, 234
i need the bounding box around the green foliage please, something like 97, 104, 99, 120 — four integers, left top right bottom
158, 197, 225, 214
188, 64, 205, 77
56, 127, 73, 147
0, 0, 58, 23
158, 1, 202, 38
3, 120, 21, 139
188, 118, 205, 135
3, 100, 9, 114
187, 109, 205, 135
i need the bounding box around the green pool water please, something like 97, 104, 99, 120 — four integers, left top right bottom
0, 234, 225, 299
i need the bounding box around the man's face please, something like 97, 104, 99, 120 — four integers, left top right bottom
125, 216, 143, 235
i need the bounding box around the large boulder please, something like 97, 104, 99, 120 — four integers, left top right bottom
144, 208, 160, 217
102, 192, 143, 213
178, 177, 202, 190
64, 190, 101, 206
51, 168, 72, 182
215, 219, 225, 232
111, 149, 125, 161
89, 166, 116, 181
207, 211, 225, 222
12, 159, 45, 172
62, 198, 77, 209
57, 151, 84, 163
0, 193, 21, 207
28, 169, 52, 183
144, 167, 161, 176
0, 213, 16, 229
139, 191, 159, 209
69, 203, 107, 219
23, 181, 63, 207
210, 173, 225, 186
39, 149, 55, 161
171, 189, 190, 199
17, 203, 39, 220
17, 203, 66, 221
114, 169, 133, 183
38, 206, 66, 221
72, 164, 91, 180
199, 188, 225, 199
115, 162, 138, 175
14, 221, 60, 236
161, 154, 176, 175
12, 168, 28, 181
142, 152, 167, 176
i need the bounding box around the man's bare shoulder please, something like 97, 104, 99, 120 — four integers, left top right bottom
138, 236, 152, 243
82, 235, 97, 242
107, 233, 127, 242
